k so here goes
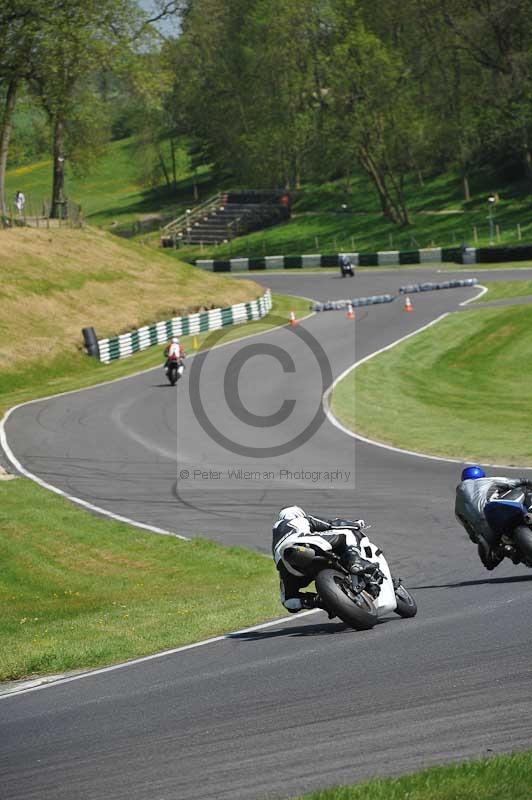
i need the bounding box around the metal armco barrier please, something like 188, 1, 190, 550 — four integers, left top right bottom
90, 290, 272, 363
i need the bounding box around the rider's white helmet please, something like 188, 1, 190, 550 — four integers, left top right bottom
171, 337, 179, 344
278, 506, 307, 521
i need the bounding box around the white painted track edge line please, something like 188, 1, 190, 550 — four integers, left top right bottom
0, 306, 316, 540
460, 284, 488, 305
323, 303, 530, 471
0, 610, 318, 699
0, 411, 188, 539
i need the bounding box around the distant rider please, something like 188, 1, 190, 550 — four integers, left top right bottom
339, 254, 354, 277
272, 506, 383, 612
455, 465, 532, 570
164, 337, 184, 374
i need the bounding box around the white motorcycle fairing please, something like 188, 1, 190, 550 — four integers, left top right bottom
274, 525, 397, 616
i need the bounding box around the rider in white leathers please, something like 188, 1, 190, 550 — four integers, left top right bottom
272, 506, 393, 613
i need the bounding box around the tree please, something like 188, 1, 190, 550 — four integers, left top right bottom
324, 2, 419, 226
29, 0, 145, 217
435, 0, 532, 185
0, 0, 45, 217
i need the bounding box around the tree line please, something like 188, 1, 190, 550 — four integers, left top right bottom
0, 0, 184, 218
2, 1, 532, 226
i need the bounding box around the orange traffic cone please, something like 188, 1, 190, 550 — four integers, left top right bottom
346, 302, 355, 320
289, 310, 297, 327
403, 295, 413, 312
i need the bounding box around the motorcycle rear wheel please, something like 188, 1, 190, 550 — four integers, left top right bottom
315, 569, 377, 630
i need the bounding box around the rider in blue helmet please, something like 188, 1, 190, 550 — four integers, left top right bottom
455, 466, 532, 570
461, 465, 486, 481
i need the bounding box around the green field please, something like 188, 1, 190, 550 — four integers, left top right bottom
331, 303, 532, 465
0, 477, 284, 682
5, 137, 214, 229
297, 751, 532, 800
474, 280, 532, 301
0, 286, 309, 682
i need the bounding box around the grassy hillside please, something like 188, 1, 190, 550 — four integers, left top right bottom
8, 137, 532, 259
173, 168, 532, 260
0, 226, 261, 371
4, 137, 215, 229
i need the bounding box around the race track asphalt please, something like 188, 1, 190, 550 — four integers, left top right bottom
2, 267, 532, 799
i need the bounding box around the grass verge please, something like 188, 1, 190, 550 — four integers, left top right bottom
331, 304, 532, 465
0, 477, 284, 681
473, 280, 532, 301
0, 292, 309, 682
296, 751, 532, 799
0, 292, 312, 419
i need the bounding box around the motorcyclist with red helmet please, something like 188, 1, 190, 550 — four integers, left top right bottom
164, 337, 184, 374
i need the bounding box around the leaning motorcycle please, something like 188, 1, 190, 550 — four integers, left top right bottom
485, 487, 532, 566
279, 522, 417, 630
340, 259, 354, 277
166, 353, 185, 386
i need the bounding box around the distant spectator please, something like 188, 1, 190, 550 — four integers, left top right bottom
14, 191, 25, 215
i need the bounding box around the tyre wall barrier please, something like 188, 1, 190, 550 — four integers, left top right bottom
465, 245, 532, 264
91, 289, 272, 363
398, 278, 478, 294
312, 279, 479, 312
195, 244, 532, 271
312, 295, 396, 311
195, 247, 462, 271
82, 327, 100, 359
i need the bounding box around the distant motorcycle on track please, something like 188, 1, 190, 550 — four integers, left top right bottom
485, 487, 532, 567
165, 353, 185, 386
280, 521, 417, 630
339, 255, 355, 278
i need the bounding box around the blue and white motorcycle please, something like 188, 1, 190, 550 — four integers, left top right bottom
485, 487, 532, 566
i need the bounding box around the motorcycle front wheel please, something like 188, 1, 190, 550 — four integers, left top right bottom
513, 525, 532, 564
393, 583, 417, 618
315, 569, 378, 630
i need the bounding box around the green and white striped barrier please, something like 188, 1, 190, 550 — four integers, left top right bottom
97, 289, 272, 363
195, 247, 462, 271
196, 244, 532, 271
